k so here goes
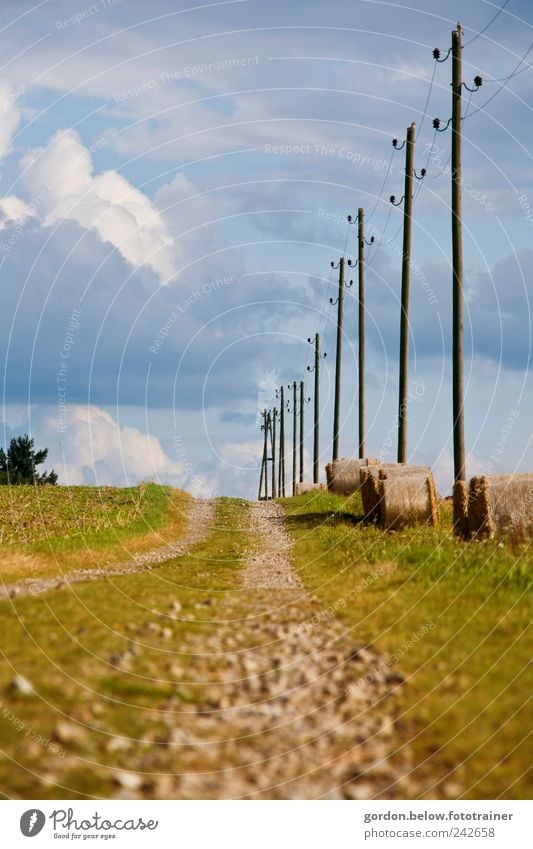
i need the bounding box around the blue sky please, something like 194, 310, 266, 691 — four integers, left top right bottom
0, 0, 532, 496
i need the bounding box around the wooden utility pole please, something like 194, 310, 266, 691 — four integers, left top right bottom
271, 408, 277, 498
291, 381, 297, 495
307, 333, 324, 483
397, 123, 415, 464
332, 257, 345, 462
432, 25, 481, 530
299, 381, 305, 483
278, 387, 285, 497
357, 208, 366, 459
451, 24, 465, 487
258, 409, 268, 500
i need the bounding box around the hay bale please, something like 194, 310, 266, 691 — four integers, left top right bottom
360, 466, 382, 521
360, 464, 433, 523
294, 482, 327, 495
467, 474, 533, 540
326, 458, 379, 495
452, 480, 469, 538
379, 471, 439, 530
378, 464, 432, 480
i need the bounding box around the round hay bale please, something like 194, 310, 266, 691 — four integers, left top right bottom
467, 474, 533, 540
379, 472, 439, 530
360, 464, 433, 523
452, 480, 469, 538
294, 482, 327, 496
325, 458, 379, 495
360, 466, 382, 521
378, 463, 432, 480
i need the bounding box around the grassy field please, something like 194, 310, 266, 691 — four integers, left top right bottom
0, 483, 190, 584
0, 484, 530, 799
281, 490, 532, 799
0, 495, 248, 799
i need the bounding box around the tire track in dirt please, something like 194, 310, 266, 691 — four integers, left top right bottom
0, 499, 215, 600
98, 501, 426, 799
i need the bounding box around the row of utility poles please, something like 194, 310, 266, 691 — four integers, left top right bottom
258, 379, 312, 500
258, 24, 481, 518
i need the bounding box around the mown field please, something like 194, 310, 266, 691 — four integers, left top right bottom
282, 491, 532, 799
0, 495, 247, 799
0, 483, 190, 584
0, 484, 530, 799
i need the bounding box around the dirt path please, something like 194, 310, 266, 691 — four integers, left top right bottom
4, 499, 429, 799
0, 499, 215, 600
103, 500, 420, 799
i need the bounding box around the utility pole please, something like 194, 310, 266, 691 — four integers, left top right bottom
271, 408, 277, 498
358, 209, 366, 459
258, 409, 268, 500
277, 386, 285, 497
331, 257, 348, 462
390, 123, 426, 463
395, 123, 415, 464
291, 381, 297, 495
299, 381, 304, 483
432, 25, 481, 529
307, 333, 325, 483
451, 24, 465, 488
349, 210, 374, 459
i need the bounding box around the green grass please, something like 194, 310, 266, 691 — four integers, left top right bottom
281, 491, 532, 800
0, 482, 179, 549
0, 497, 248, 800
0, 483, 191, 584
1, 487, 530, 800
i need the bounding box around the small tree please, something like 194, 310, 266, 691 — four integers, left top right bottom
0, 435, 58, 485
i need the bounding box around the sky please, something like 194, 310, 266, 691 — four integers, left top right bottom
0, 0, 532, 497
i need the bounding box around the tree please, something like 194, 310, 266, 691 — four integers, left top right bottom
0, 435, 58, 485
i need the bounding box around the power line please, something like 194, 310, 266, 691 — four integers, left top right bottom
366, 147, 395, 224
366, 202, 393, 268
465, 39, 533, 119
317, 257, 336, 340
485, 61, 533, 82
416, 60, 437, 140
463, 0, 511, 47
365, 64, 436, 230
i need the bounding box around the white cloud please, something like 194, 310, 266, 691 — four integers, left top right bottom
0, 195, 36, 230
45, 404, 187, 487
19, 130, 176, 281
220, 439, 263, 469
0, 82, 23, 159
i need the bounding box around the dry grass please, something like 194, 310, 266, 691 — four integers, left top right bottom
0, 484, 191, 584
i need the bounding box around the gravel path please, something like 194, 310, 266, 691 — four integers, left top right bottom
0, 499, 215, 600
99, 500, 423, 799
7, 499, 438, 799
243, 502, 303, 590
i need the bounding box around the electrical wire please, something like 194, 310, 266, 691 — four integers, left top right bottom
366, 203, 393, 268
486, 55, 533, 82
463, 0, 511, 47
416, 59, 437, 141
366, 148, 395, 224
316, 258, 336, 337
364, 63, 436, 231
464, 39, 533, 119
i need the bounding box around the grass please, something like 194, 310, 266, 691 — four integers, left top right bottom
281, 490, 532, 799
1, 484, 530, 799
0, 496, 248, 799
0, 483, 191, 584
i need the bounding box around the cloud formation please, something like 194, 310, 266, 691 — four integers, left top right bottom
19, 130, 176, 280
